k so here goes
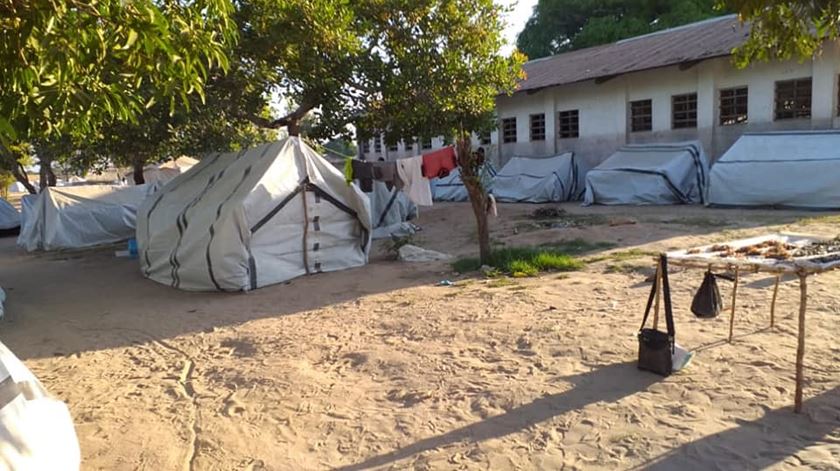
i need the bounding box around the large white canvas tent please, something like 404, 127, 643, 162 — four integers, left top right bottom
370, 181, 417, 239
0, 341, 80, 469
584, 142, 708, 205
0, 199, 20, 232
18, 184, 159, 251
492, 153, 580, 203
708, 131, 840, 209
137, 137, 371, 292
432, 163, 498, 202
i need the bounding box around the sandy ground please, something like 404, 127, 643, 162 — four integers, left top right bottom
0, 203, 839, 470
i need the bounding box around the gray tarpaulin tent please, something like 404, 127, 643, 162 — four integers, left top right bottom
708, 131, 840, 209
370, 181, 417, 239
0, 199, 20, 233
137, 137, 371, 292
492, 153, 580, 203
17, 184, 159, 251
584, 141, 708, 205
432, 163, 498, 202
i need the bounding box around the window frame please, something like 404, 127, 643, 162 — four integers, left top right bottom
557, 109, 580, 139
774, 77, 812, 121
387, 142, 398, 152
361, 139, 371, 154
501, 117, 517, 143
404, 139, 414, 152
671, 93, 698, 129
529, 113, 546, 142
719, 86, 749, 126
630, 99, 653, 133
374, 136, 382, 153
421, 137, 433, 150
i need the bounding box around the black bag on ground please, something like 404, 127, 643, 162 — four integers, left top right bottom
691, 270, 722, 318
638, 254, 675, 377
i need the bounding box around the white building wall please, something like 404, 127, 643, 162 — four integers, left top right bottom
496, 43, 840, 168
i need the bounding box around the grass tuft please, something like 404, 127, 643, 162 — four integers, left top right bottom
453, 246, 584, 277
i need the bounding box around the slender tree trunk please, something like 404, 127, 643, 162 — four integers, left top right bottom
38, 157, 56, 189
457, 136, 491, 265
132, 157, 145, 185
13, 163, 36, 194
288, 119, 300, 137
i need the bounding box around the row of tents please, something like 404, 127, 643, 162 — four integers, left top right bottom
434, 131, 840, 210
9, 131, 840, 291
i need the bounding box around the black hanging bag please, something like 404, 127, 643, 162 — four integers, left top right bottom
691, 270, 722, 318
638, 254, 675, 377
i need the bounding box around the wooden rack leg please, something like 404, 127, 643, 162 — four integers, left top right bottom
770, 275, 780, 329
728, 266, 740, 343
653, 258, 663, 330
794, 274, 807, 413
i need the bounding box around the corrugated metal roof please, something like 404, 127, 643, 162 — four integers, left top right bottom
516, 15, 749, 94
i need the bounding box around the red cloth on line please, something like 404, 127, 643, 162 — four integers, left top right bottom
421, 146, 458, 179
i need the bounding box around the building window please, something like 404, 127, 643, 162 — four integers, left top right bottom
719, 87, 748, 126
672, 93, 697, 129
421, 137, 432, 150
387, 142, 398, 152
630, 99, 652, 132
374, 136, 382, 153
558, 109, 579, 139
479, 131, 491, 145
502, 117, 517, 143
361, 139, 370, 154
529, 113, 545, 141
404, 139, 414, 152
775, 77, 812, 120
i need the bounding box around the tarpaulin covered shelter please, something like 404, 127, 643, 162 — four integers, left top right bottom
432, 163, 498, 202
129, 156, 199, 185
137, 137, 371, 292
708, 131, 840, 209
370, 181, 417, 239
0, 199, 20, 232
492, 153, 580, 203
17, 184, 159, 251
584, 142, 708, 205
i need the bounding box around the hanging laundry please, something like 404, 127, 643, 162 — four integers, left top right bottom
396, 156, 433, 206
351, 159, 375, 193
422, 146, 458, 179
372, 161, 403, 190
343, 158, 354, 185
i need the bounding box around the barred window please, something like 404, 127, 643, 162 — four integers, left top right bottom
630, 99, 652, 132
502, 117, 517, 143
404, 139, 414, 152
479, 131, 491, 145
557, 110, 579, 139
720, 87, 748, 125
387, 142, 398, 152
421, 137, 432, 149
529, 113, 545, 141
361, 140, 370, 154
672, 93, 697, 129
775, 78, 812, 120
374, 136, 382, 153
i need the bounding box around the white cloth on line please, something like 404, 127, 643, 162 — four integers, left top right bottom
396, 156, 433, 207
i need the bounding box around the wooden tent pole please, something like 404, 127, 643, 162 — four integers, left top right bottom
728, 266, 740, 343
794, 273, 807, 413
653, 258, 663, 330
770, 275, 781, 329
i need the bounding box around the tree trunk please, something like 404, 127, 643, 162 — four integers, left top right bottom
13, 163, 37, 194
456, 137, 491, 265
132, 158, 145, 185
288, 119, 300, 137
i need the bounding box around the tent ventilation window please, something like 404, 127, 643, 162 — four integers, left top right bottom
672, 93, 698, 129
502, 117, 517, 143
529, 113, 545, 141
630, 99, 652, 132
720, 87, 748, 126
558, 109, 579, 139
774, 78, 812, 120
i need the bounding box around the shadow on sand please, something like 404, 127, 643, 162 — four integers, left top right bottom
338, 361, 660, 470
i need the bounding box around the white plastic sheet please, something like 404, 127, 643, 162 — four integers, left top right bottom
0, 200, 19, 231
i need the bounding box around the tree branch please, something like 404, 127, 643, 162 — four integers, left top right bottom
249, 102, 316, 129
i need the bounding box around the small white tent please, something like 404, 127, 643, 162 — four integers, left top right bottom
432, 164, 498, 202
584, 142, 708, 205
7, 182, 28, 194
370, 181, 417, 239
0, 340, 81, 470
17, 184, 158, 251
708, 131, 840, 209
137, 138, 371, 292
0, 199, 20, 232
492, 153, 580, 203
